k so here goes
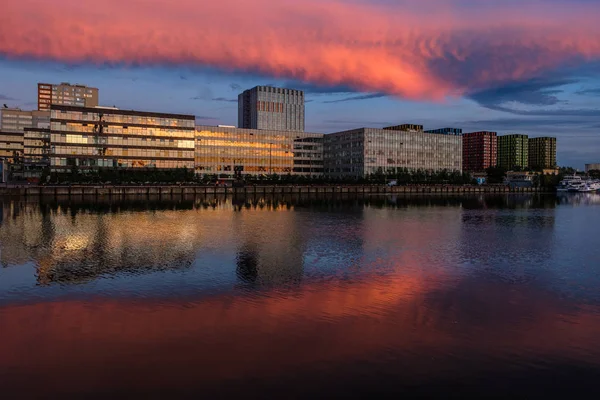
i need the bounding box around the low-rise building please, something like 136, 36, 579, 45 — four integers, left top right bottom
49, 105, 195, 172
505, 171, 535, 187
195, 125, 323, 177
323, 127, 462, 179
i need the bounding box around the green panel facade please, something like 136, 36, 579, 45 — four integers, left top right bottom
498, 134, 529, 170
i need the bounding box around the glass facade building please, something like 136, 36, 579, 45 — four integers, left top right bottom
462, 131, 497, 172
323, 128, 462, 179
23, 128, 51, 178
238, 86, 305, 131
0, 130, 24, 162
195, 125, 323, 177
498, 134, 529, 171
49, 105, 195, 172
528, 137, 556, 170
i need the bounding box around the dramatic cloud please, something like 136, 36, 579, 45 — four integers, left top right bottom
2, 0, 600, 101
212, 97, 237, 103
323, 93, 386, 104
469, 78, 574, 108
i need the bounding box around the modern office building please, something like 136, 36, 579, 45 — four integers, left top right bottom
528, 137, 557, 170
586, 163, 600, 172
1, 107, 33, 132
0, 109, 50, 177
23, 128, 51, 178
462, 131, 497, 172
195, 125, 323, 177
0, 108, 50, 134
238, 86, 305, 131
323, 127, 462, 179
0, 130, 25, 162
424, 127, 463, 136
49, 105, 195, 172
38, 83, 99, 111
498, 134, 529, 170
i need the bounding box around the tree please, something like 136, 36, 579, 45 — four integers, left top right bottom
486, 166, 507, 184
588, 169, 600, 179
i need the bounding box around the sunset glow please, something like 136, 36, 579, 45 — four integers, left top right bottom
2, 0, 600, 100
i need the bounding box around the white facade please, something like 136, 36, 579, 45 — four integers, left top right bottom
324, 128, 462, 178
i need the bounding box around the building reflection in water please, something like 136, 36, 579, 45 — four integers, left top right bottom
0, 193, 593, 289
1, 194, 600, 397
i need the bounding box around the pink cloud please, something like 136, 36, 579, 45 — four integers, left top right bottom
1, 0, 600, 100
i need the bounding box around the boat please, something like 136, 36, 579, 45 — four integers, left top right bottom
588, 180, 600, 192
556, 175, 583, 192
567, 180, 600, 193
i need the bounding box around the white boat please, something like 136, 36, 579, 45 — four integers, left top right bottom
567, 180, 600, 193
588, 180, 600, 192
557, 175, 583, 192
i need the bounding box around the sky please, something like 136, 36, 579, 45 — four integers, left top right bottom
1, 0, 600, 168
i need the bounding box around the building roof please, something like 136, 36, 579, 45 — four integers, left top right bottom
50, 104, 195, 120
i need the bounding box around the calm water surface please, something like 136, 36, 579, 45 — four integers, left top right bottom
1, 194, 600, 398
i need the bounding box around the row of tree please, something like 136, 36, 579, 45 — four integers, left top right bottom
41, 166, 477, 185
35, 165, 588, 188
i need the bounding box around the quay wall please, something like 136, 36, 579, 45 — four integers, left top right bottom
0, 185, 543, 198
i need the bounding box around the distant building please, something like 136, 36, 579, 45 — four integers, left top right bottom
323, 127, 462, 179
498, 134, 529, 171
38, 82, 99, 111
505, 171, 535, 188
528, 137, 556, 170
383, 124, 423, 133
424, 127, 463, 136
585, 163, 600, 172
0, 108, 50, 140
50, 105, 195, 172
195, 126, 323, 177
238, 86, 305, 131
462, 131, 497, 172
1, 107, 34, 132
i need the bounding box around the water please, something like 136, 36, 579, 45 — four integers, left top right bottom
1, 193, 600, 398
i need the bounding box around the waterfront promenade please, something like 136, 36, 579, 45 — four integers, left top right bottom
0, 184, 541, 197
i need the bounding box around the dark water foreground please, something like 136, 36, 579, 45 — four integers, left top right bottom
1, 193, 600, 398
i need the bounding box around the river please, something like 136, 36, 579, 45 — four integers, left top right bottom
1, 193, 599, 397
